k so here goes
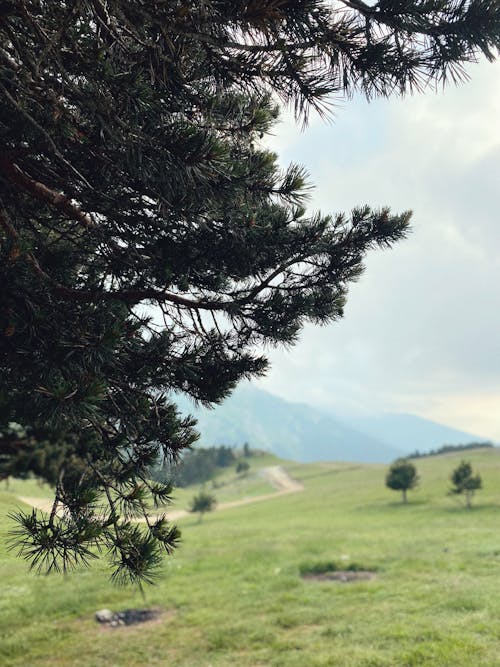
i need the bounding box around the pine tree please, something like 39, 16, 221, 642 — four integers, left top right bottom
189, 490, 217, 523
449, 460, 482, 508
1, 1, 499, 584
236, 460, 250, 475
386, 459, 419, 503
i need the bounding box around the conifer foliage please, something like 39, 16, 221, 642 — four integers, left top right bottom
1, 1, 499, 583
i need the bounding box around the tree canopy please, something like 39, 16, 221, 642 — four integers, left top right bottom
1, 1, 499, 584
449, 460, 482, 508
152, 446, 236, 488
386, 459, 419, 503
189, 490, 217, 521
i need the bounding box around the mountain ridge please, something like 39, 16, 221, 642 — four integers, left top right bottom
174, 385, 491, 463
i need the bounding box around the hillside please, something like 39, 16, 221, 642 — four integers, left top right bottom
175, 385, 403, 463
348, 412, 491, 455
2, 447, 500, 666
174, 385, 488, 463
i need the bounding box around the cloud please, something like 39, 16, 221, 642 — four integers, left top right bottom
258, 60, 500, 439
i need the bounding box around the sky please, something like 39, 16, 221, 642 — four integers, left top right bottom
254, 58, 500, 441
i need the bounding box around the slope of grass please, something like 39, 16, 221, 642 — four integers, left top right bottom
2, 448, 500, 666
170, 452, 284, 509
7, 452, 282, 513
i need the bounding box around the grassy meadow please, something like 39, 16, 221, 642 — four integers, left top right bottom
2, 447, 500, 666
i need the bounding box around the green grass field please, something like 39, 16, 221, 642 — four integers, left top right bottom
2, 448, 500, 666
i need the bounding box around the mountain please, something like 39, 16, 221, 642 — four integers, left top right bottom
174, 385, 403, 463
174, 385, 493, 463
345, 413, 491, 456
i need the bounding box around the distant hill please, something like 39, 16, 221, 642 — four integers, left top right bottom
174, 385, 493, 464
346, 413, 490, 457
175, 386, 403, 463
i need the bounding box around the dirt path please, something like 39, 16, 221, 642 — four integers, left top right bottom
17, 496, 56, 514
17, 466, 304, 521
259, 465, 303, 493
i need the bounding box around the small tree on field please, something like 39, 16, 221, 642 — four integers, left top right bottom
449, 461, 482, 509
190, 491, 216, 522
236, 460, 250, 475
386, 459, 419, 504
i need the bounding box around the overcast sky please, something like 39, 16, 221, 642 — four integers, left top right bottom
254, 59, 500, 441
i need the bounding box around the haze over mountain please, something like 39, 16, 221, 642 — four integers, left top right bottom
175, 385, 491, 463
345, 413, 492, 456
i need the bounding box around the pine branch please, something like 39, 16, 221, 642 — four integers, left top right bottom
0, 159, 94, 228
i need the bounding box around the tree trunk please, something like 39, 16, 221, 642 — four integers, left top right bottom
466, 491, 472, 509
402, 489, 407, 504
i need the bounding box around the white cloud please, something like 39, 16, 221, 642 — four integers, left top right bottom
257, 59, 500, 440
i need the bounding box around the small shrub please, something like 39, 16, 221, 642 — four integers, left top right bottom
449, 461, 482, 509
189, 491, 216, 521
299, 561, 369, 576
